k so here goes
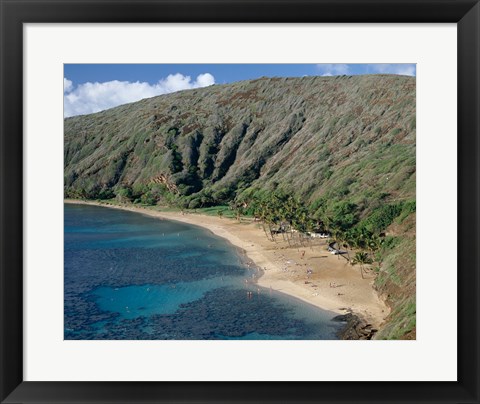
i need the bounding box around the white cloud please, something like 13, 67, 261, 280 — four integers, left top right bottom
369, 64, 416, 76
193, 73, 215, 88
64, 78, 73, 93
316, 64, 350, 76
64, 73, 215, 117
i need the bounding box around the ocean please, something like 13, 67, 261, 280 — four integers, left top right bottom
64, 203, 341, 340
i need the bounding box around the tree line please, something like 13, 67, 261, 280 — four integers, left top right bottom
228, 189, 415, 279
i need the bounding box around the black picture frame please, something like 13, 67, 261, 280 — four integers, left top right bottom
1, 1, 479, 403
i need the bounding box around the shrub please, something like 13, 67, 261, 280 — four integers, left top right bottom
115, 186, 132, 202
358, 203, 403, 234
326, 201, 358, 231
396, 200, 416, 223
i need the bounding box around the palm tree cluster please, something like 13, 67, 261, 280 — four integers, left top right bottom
231, 190, 317, 246
230, 190, 385, 278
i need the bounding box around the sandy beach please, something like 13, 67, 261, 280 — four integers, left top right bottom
65, 199, 390, 328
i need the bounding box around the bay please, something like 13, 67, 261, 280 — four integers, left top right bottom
64, 203, 341, 340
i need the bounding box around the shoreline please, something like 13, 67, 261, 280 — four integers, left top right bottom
65, 199, 390, 333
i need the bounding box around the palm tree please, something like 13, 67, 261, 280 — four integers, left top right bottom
367, 234, 384, 258
331, 228, 351, 262
229, 200, 245, 223
283, 196, 297, 246
293, 207, 307, 247
351, 251, 373, 279
257, 200, 271, 240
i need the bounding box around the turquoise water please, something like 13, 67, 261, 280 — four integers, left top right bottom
93, 276, 237, 319
64, 203, 341, 339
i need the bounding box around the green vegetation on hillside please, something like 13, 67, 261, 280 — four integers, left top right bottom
65, 75, 415, 210
374, 220, 416, 340
64, 74, 416, 339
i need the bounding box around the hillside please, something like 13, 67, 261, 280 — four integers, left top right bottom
64, 74, 416, 339
65, 75, 415, 206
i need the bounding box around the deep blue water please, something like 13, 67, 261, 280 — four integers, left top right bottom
64, 204, 341, 340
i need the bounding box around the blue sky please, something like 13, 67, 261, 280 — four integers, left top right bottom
64, 64, 416, 117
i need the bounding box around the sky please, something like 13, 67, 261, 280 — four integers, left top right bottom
64, 63, 416, 118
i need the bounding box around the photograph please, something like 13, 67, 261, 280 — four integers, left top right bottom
3, 0, 480, 400
64, 63, 416, 341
